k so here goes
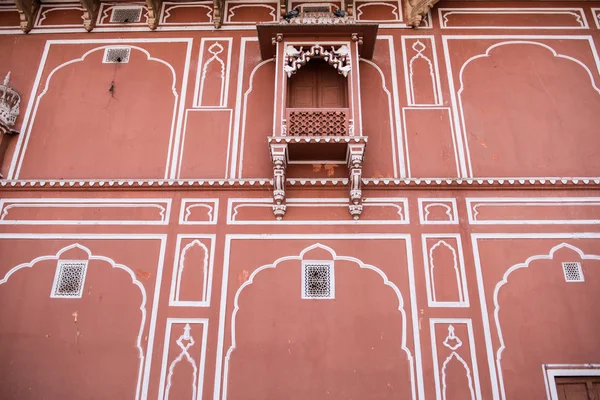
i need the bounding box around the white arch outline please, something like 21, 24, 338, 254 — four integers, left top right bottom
456, 40, 600, 178
359, 59, 400, 178
356, 2, 399, 20
175, 240, 209, 302
237, 59, 274, 178
12, 45, 179, 180
441, 352, 476, 400
226, 4, 277, 23
221, 242, 417, 400
424, 203, 453, 222
162, 3, 213, 24
429, 240, 464, 303
0, 243, 148, 400
492, 242, 600, 400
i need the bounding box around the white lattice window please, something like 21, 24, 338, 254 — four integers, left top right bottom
302, 261, 334, 299
51, 260, 88, 298
562, 262, 584, 282
110, 7, 143, 23
103, 47, 131, 64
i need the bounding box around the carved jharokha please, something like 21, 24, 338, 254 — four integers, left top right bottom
0, 73, 21, 178
258, 13, 377, 221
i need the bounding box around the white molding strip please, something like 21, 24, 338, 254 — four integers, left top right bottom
157, 318, 209, 400
422, 234, 469, 307
0, 198, 172, 225
179, 198, 219, 225
227, 197, 409, 225
418, 198, 459, 225
466, 197, 600, 225
438, 8, 589, 30
168, 235, 217, 307
430, 318, 482, 400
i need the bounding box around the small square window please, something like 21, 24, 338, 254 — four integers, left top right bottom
103, 47, 131, 64
51, 260, 88, 298
562, 262, 584, 282
302, 261, 334, 299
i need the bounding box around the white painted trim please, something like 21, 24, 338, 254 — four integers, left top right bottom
0, 198, 172, 225
160, 1, 213, 26
438, 7, 589, 30
442, 35, 600, 178
401, 36, 443, 106
224, 1, 278, 24
593, 8, 600, 30
471, 233, 600, 400
178, 198, 219, 225
213, 234, 424, 400
237, 58, 274, 178
168, 235, 216, 307
230, 37, 258, 179
430, 319, 482, 400
226, 197, 409, 225
422, 234, 469, 307
544, 365, 600, 400
355, 1, 401, 22
193, 38, 233, 108
402, 107, 459, 177
418, 198, 459, 225
360, 56, 399, 177
176, 108, 233, 179
466, 197, 600, 225
378, 35, 406, 178
34, 4, 85, 28
157, 318, 209, 400
0, 236, 167, 400
7, 39, 192, 182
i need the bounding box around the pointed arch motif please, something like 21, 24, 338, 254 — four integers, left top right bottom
0, 242, 148, 400
175, 239, 209, 303
221, 242, 417, 400
493, 242, 600, 400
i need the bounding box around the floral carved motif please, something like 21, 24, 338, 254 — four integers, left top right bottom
284, 44, 351, 77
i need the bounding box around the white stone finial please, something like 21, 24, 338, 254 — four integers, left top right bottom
3, 72, 9, 86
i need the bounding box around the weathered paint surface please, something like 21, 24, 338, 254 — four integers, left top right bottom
1, 1, 600, 399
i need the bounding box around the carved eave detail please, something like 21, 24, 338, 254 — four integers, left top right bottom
14, 0, 40, 33
213, 0, 225, 28
0, 72, 21, 178
284, 44, 351, 78
405, 0, 439, 27
146, 0, 162, 29
79, 0, 99, 32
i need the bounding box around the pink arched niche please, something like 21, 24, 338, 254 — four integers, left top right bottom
459, 42, 600, 177
17, 46, 178, 179
238, 50, 275, 179
224, 244, 416, 400
493, 244, 600, 399
0, 244, 147, 399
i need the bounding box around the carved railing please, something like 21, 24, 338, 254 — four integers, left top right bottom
285, 108, 349, 136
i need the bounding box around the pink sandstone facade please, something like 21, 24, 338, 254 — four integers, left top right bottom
0, 1, 600, 399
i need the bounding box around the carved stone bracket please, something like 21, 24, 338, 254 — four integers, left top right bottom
347, 143, 365, 219
146, 0, 163, 29
14, 0, 40, 33
284, 44, 351, 78
405, 0, 439, 27
270, 143, 288, 220
213, 0, 225, 28
0, 72, 20, 178
79, 0, 99, 31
